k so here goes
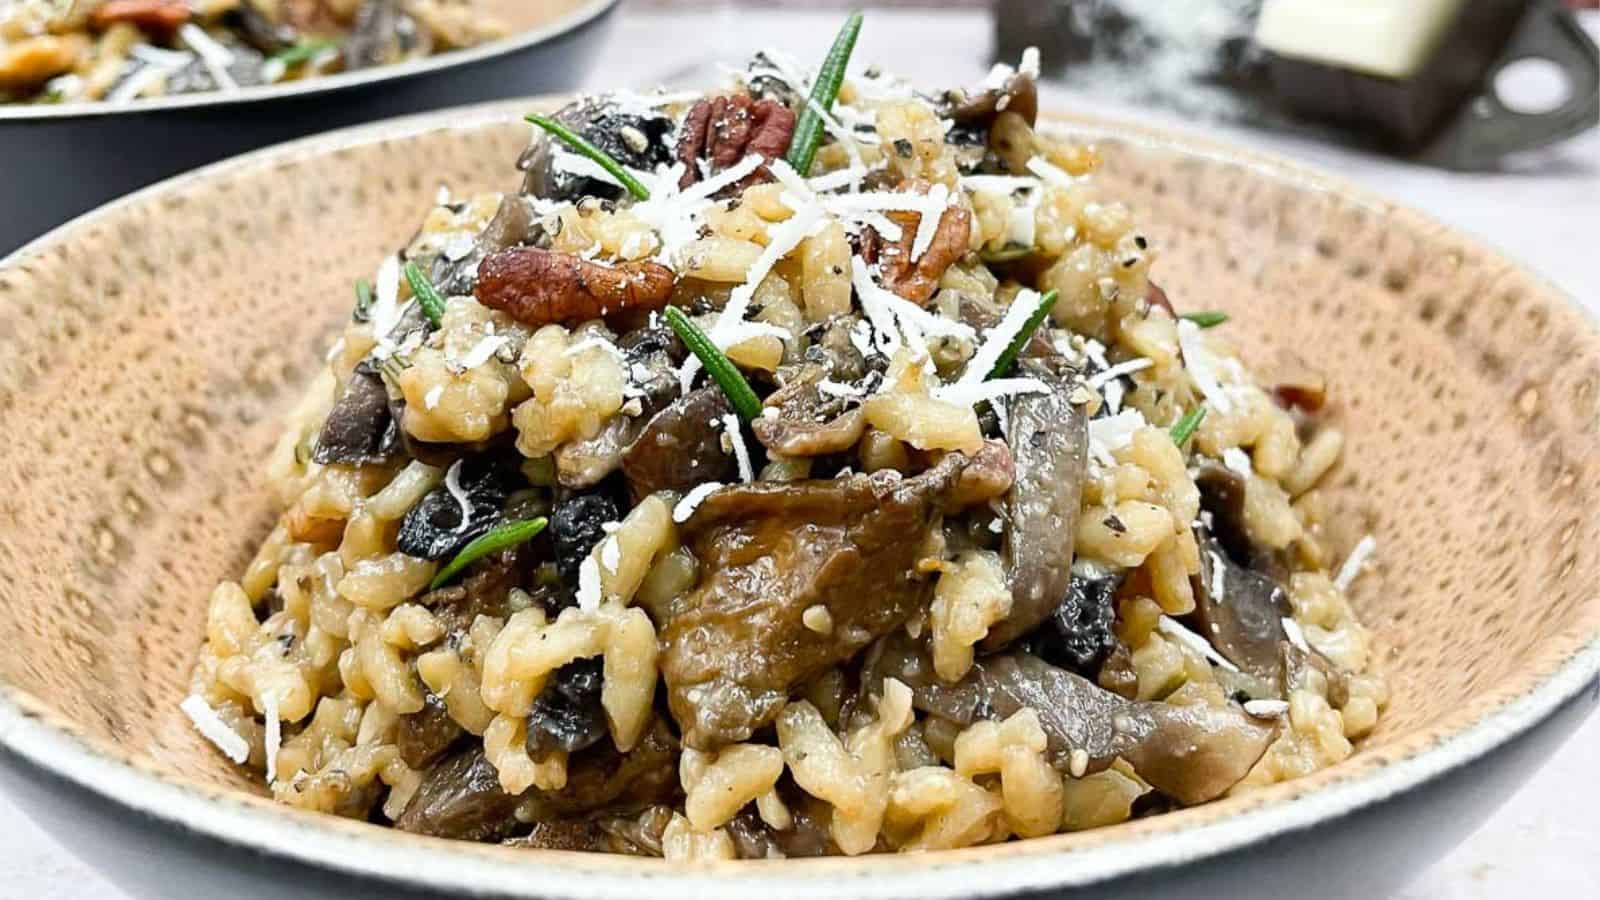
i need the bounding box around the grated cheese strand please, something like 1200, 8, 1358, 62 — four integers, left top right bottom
444, 461, 473, 534
262, 692, 280, 784
958, 289, 1043, 387
1157, 616, 1241, 673
673, 482, 725, 523
723, 413, 754, 483
180, 695, 250, 764
1333, 535, 1378, 592
1086, 357, 1154, 389
933, 377, 1050, 408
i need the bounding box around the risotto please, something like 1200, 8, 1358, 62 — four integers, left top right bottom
184, 18, 1387, 859
0, 0, 503, 104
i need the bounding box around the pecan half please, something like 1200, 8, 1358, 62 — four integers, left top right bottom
474, 248, 676, 327
870, 184, 974, 306
89, 0, 192, 35
675, 94, 797, 190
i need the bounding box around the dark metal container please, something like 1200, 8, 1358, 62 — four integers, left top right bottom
0, 0, 619, 255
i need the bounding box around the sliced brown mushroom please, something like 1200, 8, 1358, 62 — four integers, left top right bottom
397, 691, 466, 770
982, 361, 1089, 650
311, 364, 400, 466
660, 451, 1011, 749
1190, 527, 1293, 692
620, 386, 737, 501
751, 364, 867, 457
868, 634, 1275, 805
394, 746, 523, 841
945, 69, 1039, 129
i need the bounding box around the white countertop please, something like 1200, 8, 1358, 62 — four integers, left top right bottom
1, 7, 1594, 899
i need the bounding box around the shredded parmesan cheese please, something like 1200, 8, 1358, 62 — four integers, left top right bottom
1019, 46, 1042, 79
1087, 410, 1148, 466
452, 334, 510, 371
576, 555, 602, 611
109, 62, 174, 103
180, 24, 238, 91
180, 695, 249, 764
1333, 535, 1377, 592
958, 289, 1043, 387
1177, 319, 1235, 414
443, 460, 473, 534
1025, 155, 1079, 190
1243, 699, 1289, 718
1282, 617, 1311, 653
1086, 357, 1154, 389
673, 482, 724, 523
909, 182, 952, 262
369, 255, 404, 338
816, 379, 863, 399
262, 692, 280, 784
564, 336, 627, 362
722, 414, 754, 483
1157, 616, 1240, 673
1221, 447, 1254, 477
933, 377, 1049, 408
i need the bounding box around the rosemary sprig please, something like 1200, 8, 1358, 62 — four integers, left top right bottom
403, 261, 446, 327
270, 38, 338, 68
430, 517, 548, 590
1169, 405, 1208, 447
784, 11, 865, 176
353, 278, 374, 322
1180, 310, 1229, 328
526, 113, 651, 201
663, 306, 763, 421
988, 289, 1060, 380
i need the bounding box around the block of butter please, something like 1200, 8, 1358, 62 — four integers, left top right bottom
1255, 0, 1465, 80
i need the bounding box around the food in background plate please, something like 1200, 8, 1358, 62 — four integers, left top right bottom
184, 14, 1387, 858
0, 0, 504, 104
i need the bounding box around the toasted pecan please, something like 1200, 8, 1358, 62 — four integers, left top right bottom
89, 0, 191, 35
675, 94, 796, 190
871, 183, 973, 306
474, 247, 676, 327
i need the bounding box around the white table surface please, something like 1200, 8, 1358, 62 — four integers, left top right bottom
1, 7, 1595, 899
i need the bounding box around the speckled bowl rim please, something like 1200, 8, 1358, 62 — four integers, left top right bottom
1, 100, 1597, 900
0, 0, 617, 122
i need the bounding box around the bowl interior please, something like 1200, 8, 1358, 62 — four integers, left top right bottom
0, 105, 1596, 867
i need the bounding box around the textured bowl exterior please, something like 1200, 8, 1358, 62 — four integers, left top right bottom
0, 0, 617, 256
0, 101, 1595, 899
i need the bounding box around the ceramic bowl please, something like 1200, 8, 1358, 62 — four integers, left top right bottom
0, 100, 1595, 900
0, 0, 618, 256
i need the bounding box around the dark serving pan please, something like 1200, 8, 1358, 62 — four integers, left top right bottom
0, 0, 619, 255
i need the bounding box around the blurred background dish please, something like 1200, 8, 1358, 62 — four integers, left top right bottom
0, 0, 619, 255
0, 1, 510, 106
